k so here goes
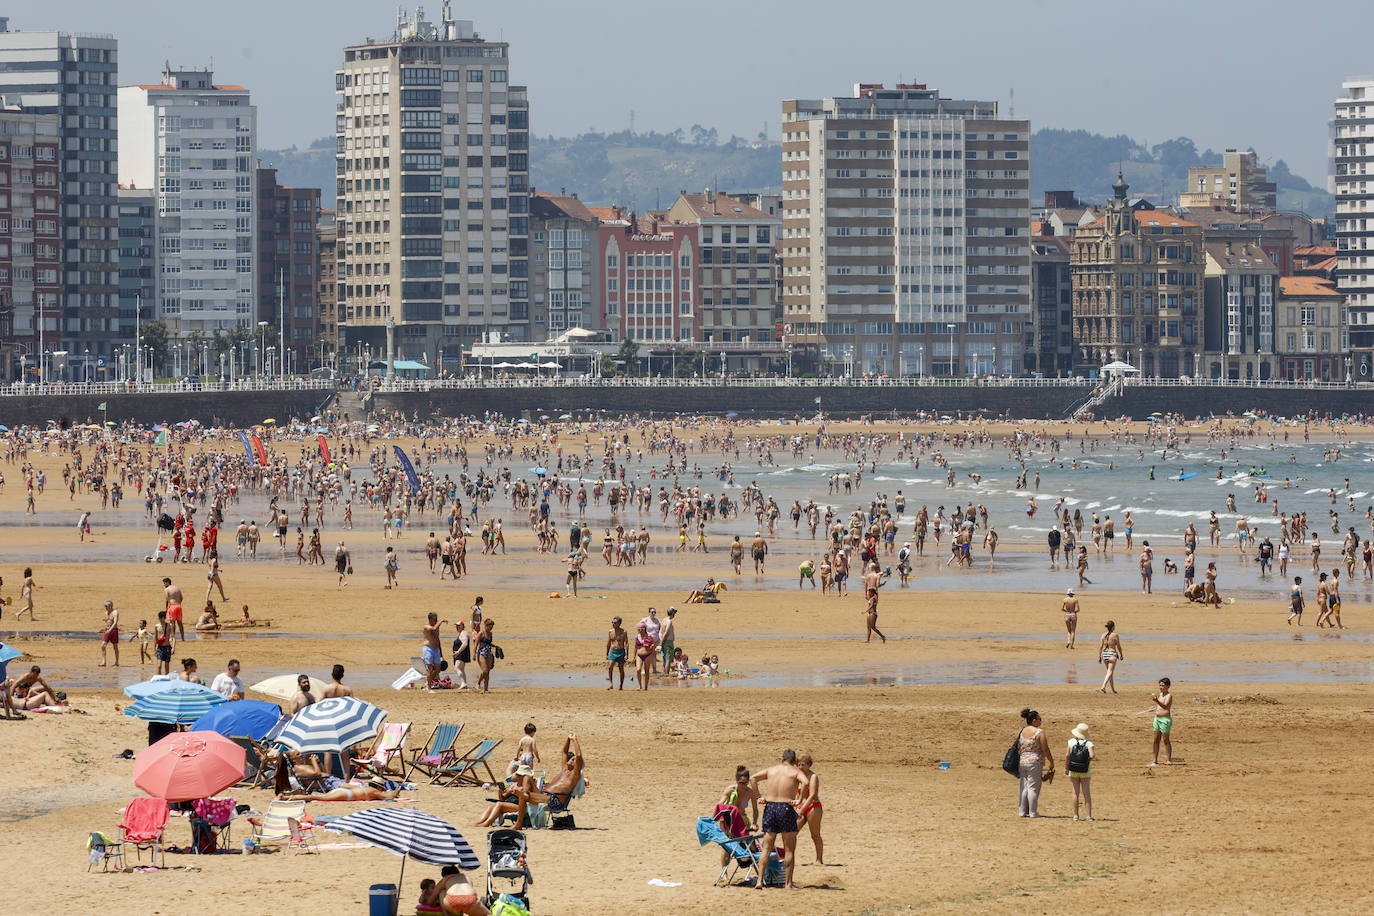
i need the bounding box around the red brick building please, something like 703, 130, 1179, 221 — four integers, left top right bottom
594, 208, 699, 343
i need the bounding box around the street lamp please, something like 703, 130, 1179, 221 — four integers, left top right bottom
258, 321, 269, 377
917, 344, 924, 379
84, 347, 90, 383
947, 323, 956, 377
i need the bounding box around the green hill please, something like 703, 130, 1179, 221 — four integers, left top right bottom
261, 127, 1332, 218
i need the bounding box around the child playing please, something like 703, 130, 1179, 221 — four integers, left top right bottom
131, 619, 151, 665
516, 722, 539, 769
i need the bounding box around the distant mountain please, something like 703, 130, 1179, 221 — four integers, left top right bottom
260, 127, 1333, 218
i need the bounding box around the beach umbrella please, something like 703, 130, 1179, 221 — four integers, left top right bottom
262, 418, 277, 425
323, 807, 480, 892
249, 674, 328, 702
134, 731, 245, 802
559, 414, 573, 420
276, 696, 386, 754
724, 412, 739, 419
122, 676, 217, 700
0, 425, 9, 432
0, 642, 22, 664
190, 699, 283, 741
124, 684, 229, 724
528, 466, 547, 476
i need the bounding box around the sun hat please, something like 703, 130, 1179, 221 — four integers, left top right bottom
515, 764, 534, 776
1071, 723, 1090, 740
1066, 588, 1075, 596
369, 776, 389, 790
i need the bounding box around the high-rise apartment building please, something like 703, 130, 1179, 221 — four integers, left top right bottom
530, 192, 599, 336
1202, 240, 1277, 380
116, 184, 155, 377
1180, 150, 1277, 213
0, 107, 60, 380
0, 20, 119, 362
317, 211, 339, 368
118, 68, 257, 340
1331, 78, 1374, 378
336, 8, 531, 364
781, 82, 1030, 376
257, 167, 320, 371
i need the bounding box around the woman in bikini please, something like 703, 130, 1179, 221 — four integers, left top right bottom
633, 623, 654, 691
475, 619, 496, 694
1098, 620, 1123, 694
796, 753, 825, 865
282, 776, 402, 802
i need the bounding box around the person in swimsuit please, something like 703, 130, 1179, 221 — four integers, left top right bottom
423, 865, 487, 916
511, 734, 585, 829
633, 623, 654, 691
15, 567, 36, 621
451, 621, 471, 690
605, 616, 628, 690
475, 619, 496, 693
1098, 620, 1123, 694
473, 767, 537, 827
99, 600, 120, 667
1329, 568, 1345, 629
796, 753, 824, 865
1139, 541, 1153, 594
280, 775, 402, 802
153, 610, 174, 675
1149, 677, 1174, 765
1062, 588, 1079, 649
751, 749, 807, 890
1066, 722, 1096, 821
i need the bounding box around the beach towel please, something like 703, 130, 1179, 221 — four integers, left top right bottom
712, 803, 748, 839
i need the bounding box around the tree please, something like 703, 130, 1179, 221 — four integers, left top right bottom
139, 319, 171, 376
616, 337, 641, 376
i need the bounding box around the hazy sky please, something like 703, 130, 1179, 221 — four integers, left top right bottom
39, 0, 1373, 182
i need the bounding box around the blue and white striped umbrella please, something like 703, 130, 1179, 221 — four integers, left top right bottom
323, 807, 480, 869
276, 696, 386, 754
123, 677, 217, 700
123, 684, 229, 724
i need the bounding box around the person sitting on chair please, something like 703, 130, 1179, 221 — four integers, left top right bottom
513, 733, 584, 828
686, 577, 720, 603
473, 766, 536, 827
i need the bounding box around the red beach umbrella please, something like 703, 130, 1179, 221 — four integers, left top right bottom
134, 731, 246, 802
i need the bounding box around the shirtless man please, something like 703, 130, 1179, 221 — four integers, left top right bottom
605, 616, 628, 690
1139, 541, 1154, 594
421, 612, 447, 687
750, 531, 768, 574
514, 734, 585, 829
9, 665, 62, 710
751, 749, 808, 890
425, 531, 440, 574
862, 562, 888, 643
162, 576, 186, 641
322, 664, 354, 698
1062, 588, 1079, 649
334, 541, 351, 586
246, 520, 260, 559
99, 600, 120, 667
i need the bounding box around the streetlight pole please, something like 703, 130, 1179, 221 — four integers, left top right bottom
947, 323, 956, 377
278, 267, 286, 382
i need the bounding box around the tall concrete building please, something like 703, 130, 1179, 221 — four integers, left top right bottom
1180, 150, 1277, 213
0, 20, 119, 363
116, 184, 155, 377
530, 191, 599, 337
781, 82, 1030, 376
317, 211, 339, 368
1331, 79, 1374, 378
0, 107, 60, 380
336, 8, 531, 366
257, 167, 320, 371
1202, 240, 1278, 380
118, 67, 257, 340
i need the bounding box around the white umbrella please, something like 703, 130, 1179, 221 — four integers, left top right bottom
1100, 360, 1139, 372
250, 674, 328, 702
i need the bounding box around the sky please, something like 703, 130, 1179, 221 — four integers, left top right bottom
38, 0, 1374, 183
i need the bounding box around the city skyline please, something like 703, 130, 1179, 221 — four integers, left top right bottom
37, 0, 1371, 183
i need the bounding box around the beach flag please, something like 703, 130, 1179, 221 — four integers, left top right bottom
154, 430, 167, 447
250, 434, 268, 467
238, 431, 255, 465
815, 396, 821, 404
393, 445, 421, 492
318, 435, 331, 464
97, 401, 107, 411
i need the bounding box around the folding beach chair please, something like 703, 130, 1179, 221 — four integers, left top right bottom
86, 831, 123, 872
119, 797, 170, 868
432, 738, 503, 787
350, 721, 411, 780
229, 736, 276, 788
694, 816, 781, 887
403, 722, 464, 783
248, 799, 318, 854
190, 797, 237, 853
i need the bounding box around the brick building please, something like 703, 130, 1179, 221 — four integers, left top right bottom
257, 167, 321, 370
0, 108, 61, 380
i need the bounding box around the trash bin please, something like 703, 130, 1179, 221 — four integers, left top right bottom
369, 883, 398, 916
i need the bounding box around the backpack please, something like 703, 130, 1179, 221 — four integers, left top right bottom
1067, 739, 1091, 774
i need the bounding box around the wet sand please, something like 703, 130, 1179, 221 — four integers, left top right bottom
2, 418, 1372, 914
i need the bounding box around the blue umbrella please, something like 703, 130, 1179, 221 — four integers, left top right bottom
0, 425, 9, 432
528, 466, 547, 476
190, 699, 283, 740
0, 642, 22, 664
124, 684, 229, 724
123, 677, 218, 700
725, 412, 739, 419
277, 696, 386, 754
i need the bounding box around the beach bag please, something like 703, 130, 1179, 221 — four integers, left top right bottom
1002, 731, 1021, 776
190, 817, 218, 854
550, 812, 575, 830
1067, 739, 1091, 774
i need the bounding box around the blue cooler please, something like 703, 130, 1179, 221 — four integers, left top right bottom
368, 883, 398, 916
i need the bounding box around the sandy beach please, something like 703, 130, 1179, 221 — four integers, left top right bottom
2, 416, 1372, 914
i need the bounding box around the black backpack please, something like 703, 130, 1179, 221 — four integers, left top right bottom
1067, 739, 1091, 774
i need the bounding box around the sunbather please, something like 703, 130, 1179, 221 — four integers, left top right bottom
473, 767, 536, 827
10, 666, 63, 710
271, 748, 335, 796
280, 775, 402, 802
512, 734, 583, 828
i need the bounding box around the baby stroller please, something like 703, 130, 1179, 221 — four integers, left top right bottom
485, 828, 532, 911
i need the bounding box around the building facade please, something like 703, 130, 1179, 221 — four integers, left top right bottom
1071, 175, 1205, 377
118, 68, 257, 340
336, 11, 531, 367
1180, 150, 1278, 212
257, 167, 321, 371
781, 82, 1030, 376
0, 108, 60, 380
317, 212, 338, 369
1202, 240, 1278, 380
116, 184, 155, 379
666, 191, 780, 372
1276, 276, 1346, 381
1332, 79, 1374, 378
0, 21, 120, 363
596, 210, 699, 346
530, 192, 599, 338
1030, 226, 1073, 376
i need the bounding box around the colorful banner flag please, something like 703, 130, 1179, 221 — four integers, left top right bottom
154, 430, 167, 447
393, 445, 421, 492
318, 435, 331, 464
238, 431, 256, 465
250, 434, 268, 467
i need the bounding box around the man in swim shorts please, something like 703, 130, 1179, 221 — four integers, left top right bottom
751, 749, 807, 890
163, 576, 185, 641
421, 612, 448, 688
1149, 677, 1174, 765
605, 616, 628, 690
750, 531, 768, 574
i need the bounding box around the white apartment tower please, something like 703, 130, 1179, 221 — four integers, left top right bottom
1331, 78, 1372, 378
119, 68, 257, 338
336, 6, 532, 363
782, 83, 1031, 376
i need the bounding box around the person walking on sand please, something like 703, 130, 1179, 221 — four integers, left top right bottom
162, 576, 185, 641
1076, 546, 1092, 587
1287, 576, 1305, 625
633, 623, 654, 691
384, 545, 399, 588
862, 561, 888, 643
335, 541, 351, 587
1016, 708, 1054, 818
451, 622, 471, 690
751, 749, 807, 890
750, 531, 768, 574
1139, 540, 1154, 594
1149, 677, 1174, 765
1066, 722, 1096, 821
98, 600, 120, 667
421, 612, 447, 688
1098, 620, 1123, 694
1062, 588, 1079, 649
15, 568, 36, 621
205, 549, 227, 603
605, 616, 628, 690
796, 753, 824, 865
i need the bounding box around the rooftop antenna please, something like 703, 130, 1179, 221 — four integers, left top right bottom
1008, 87, 1014, 118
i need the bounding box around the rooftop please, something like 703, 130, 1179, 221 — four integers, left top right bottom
1278, 276, 1340, 297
